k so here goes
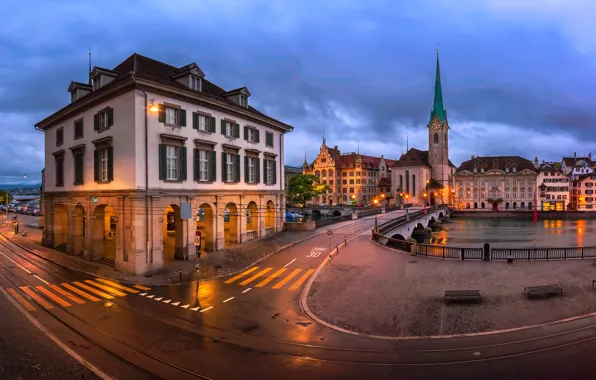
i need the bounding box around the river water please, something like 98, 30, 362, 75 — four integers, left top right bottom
423, 218, 596, 248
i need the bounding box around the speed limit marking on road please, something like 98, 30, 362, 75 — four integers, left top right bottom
326, 229, 333, 237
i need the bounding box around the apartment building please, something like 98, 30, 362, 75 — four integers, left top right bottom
570, 174, 596, 211
537, 162, 569, 211
36, 53, 292, 275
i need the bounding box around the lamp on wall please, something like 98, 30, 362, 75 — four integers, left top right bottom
148, 98, 159, 113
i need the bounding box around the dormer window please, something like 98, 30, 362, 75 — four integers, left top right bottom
71, 92, 76, 103
240, 95, 248, 108
513, 167, 517, 173
92, 76, 100, 91
190, 76, 202, 91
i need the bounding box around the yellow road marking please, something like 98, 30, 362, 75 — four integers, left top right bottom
134, 285, 151, 291
49, 285, 86, 305
20, 286, 54, 309
224, 267, 259, 284
272, 269, 302, 290
36, 286, 71, 307
288, 269, 315, 291
255, 268, 287, 287
95, 278, 139, 294
72, 282, 113, 299
7, 288, 36, 311
84, 280, 127, 297
61, 283, 101, 302
239, 268, 272, 286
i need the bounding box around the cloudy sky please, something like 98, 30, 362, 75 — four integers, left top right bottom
2, 0, 595, 184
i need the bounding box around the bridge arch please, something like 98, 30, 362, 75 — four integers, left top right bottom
332, 210, 341, 217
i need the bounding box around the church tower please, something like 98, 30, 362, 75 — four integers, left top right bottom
428, 48, 451, 189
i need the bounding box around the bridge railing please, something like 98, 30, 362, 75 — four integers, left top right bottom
376, 204, 447, 235
491, 247, 596, 261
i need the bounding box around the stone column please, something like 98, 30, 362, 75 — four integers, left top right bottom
214, 197, 225, 250
89, 209, 104, 261
41, 198, 54, 248
258, 194, 266, 237
150, 196, 164, 268
239, 195, 247, 243
83, 197, 92, 260
117, 196, 149, 275
65, 200, 74, 255
184, 197, 196, 260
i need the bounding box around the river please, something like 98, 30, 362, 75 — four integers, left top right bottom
423, 218, 596, 248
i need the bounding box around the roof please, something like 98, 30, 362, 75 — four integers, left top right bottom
457, 155, 537, 173
335, 152, 396, 169
562, 156, 593, 167
36, 53, 292, 131
426, 178, 443, 189
392, 148, 456, 168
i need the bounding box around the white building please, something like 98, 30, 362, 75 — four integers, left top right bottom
561, 153, 593, 180
37, 53, 292, 275
537, 161, 569, 211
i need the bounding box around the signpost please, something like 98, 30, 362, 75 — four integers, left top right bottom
195, 230, 202, 257
327, 229, 333, 264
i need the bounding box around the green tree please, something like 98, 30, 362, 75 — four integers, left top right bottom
0, 190, 11, 204
286, 174, 329, 206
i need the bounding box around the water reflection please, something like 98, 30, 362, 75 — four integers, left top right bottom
422, 218, 596, 248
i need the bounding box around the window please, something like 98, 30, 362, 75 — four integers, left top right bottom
226, 153, 234, 182
349, 172, 354, 177
349, 179, 354, 185
190, 76, 201, 91
264, 159, 276, 184
166, 146, 178, 180
247, 157, 256, 183
55, 154, 64, 187
94, 146, 114, 183
198, 115, 207, 131
433, 133, 439, 145
342, 179, 347, 185
240, 95, 248, 107
245, 127, 259, 143
74, 119, 84, 139
94, 108, 114, 131
100, 149, 108, 181
74, 152, 84, 185
56, 127, 64, 146
166, 108, 178, 125
92, 76, 100, 90
265, 132, 274, 147
199, 150, 209, 181
158, 143, 188, 181
350, 188, 354, 193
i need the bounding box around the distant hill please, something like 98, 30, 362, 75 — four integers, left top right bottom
2, 183, 42, 189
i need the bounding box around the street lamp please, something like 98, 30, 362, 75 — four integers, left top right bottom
405, 194, 410, 221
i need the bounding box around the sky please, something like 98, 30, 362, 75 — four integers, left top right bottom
1, 0, 596, 184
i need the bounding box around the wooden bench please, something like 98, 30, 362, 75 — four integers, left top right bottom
523, 284, 562, 298
444, 290, 482, 303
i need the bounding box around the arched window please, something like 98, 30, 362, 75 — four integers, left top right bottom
513, 202, 517, 209
322, 169, 327, 177
433, 133, 439, 145
315, 170, 320, 178
328, 170, 334, 178
506, 202, 510, 209
405, 170, 410, 193
521, 202, 525, 209
399, 175, 403, 189
412, 174, 416, 196
444, 132, 448, 147
474, 202, 478, 209
481, 202, 485, 209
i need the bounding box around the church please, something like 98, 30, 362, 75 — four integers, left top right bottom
390, 50, 456, 206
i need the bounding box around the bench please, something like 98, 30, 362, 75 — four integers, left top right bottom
444, 290, 482, 303
523, 284, 562, 298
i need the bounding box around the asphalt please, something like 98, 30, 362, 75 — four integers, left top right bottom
0, 208, 595, 379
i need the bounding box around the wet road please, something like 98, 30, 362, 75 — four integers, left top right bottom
0, 209, 595, 379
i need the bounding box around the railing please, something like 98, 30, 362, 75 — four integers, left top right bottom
376, 204, 446, 235
491, 247, 596, 261
416, 243, 483, 260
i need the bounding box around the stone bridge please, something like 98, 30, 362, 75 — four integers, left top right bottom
374, 205, 451, 242
287, 206, 364, 218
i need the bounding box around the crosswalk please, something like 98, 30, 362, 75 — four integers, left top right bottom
224, 266, 315, 290
6, 278, 150, 312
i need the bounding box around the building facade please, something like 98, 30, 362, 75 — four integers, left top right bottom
37, 53, 292, 275
302, 140, 395, 205
570, 174, 596, 211
391, 50, 456, 207
454, 156, 538, 210
537, 161, 569, 211
561, 153, 593, 180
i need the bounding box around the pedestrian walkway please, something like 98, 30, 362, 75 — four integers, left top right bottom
223, 265, 315, 291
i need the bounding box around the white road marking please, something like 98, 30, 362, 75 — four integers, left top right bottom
199, 306, 213, 313
242, 288, 252, 294
171, 301, 180, 306
0, 251, 32, 273
181, 304, 190, 309
146, 295, 155, 299
154, 297, 163, 301
190, 306, 200, 311
223, 297, 235, 303
33, 275, 50, 285
139, 293, 147, 296
162, 299, 171, 304
283, 258, 296, 268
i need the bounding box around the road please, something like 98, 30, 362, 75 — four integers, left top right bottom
0, 208, 595, 379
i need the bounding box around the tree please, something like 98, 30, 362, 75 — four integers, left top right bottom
286, 174, 329, 207
0, 190, 11, 204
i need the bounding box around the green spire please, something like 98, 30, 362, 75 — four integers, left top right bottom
429, 48, 447, 125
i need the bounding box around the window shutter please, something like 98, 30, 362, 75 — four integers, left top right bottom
234, 123, 240, 138
272, 160, 277, 184
209, 117, 216, 133
221, 152, 226, 182
256, 130, 260, 143
263, 159, 267, 184
107, 146, 114, 181
221, 120, 225, 135
158, 105, 165, 123
211, 150, 217, 182
179, 109, 187, 127
193, 148, 199, 180
107, 107, 114, 127
244, 126, 248, 141
256, 158, 261, 183
94, 150, 100, 182
180, 146, 187, 180
244, 156, 249, 183
159, 144, 166, 180
94, 113, 99, 131
234, 154, 240, 182
192, 112, 198, 130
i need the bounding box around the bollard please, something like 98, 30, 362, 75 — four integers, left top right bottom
179, 269, 182, 283
344, 238, 347, 246
328, 254, 332, 265
336, 243, 339, 255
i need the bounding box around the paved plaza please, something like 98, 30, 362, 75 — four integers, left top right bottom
306, 233, 596, 338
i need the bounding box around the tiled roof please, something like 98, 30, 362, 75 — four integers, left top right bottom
426, 178, 444, 189
562, 157, 593, 167
457, 156, 536, 173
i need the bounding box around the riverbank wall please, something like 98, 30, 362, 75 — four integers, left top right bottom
453, 210, 596, 219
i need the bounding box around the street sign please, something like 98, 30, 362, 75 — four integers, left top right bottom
326, 229, 333, 237
91, 197, 98, 204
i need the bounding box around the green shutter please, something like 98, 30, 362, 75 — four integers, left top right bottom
158, 105, 165, 123
244, 156, 249, 183
272, 160, 277, 184
234, 123, 240, 138
159, 144, 166, 180
107, 146, 114, 181
256, 130, 260, 143
179, 109, 186, 127
221, 120, 225, 135
180, 146, 187, 180
234, 154, 240, 182
107, 107, 114, 127
209, 117, 216, 133
221, 152, 226, 181
192, 112, 198, 130
211, 150, 217, 181
244, 126, 248, 141
256, 158, 260, 183
193, 148, 199, 180
263, 159, 267, 183
94, 113, 99, 131
94, 150, 100, 182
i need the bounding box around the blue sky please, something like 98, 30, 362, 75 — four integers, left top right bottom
1, 0, 595, 184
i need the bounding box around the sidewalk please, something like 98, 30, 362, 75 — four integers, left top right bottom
1, 217, 339, 287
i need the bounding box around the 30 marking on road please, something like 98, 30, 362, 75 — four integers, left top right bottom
306, 247, 325, 258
